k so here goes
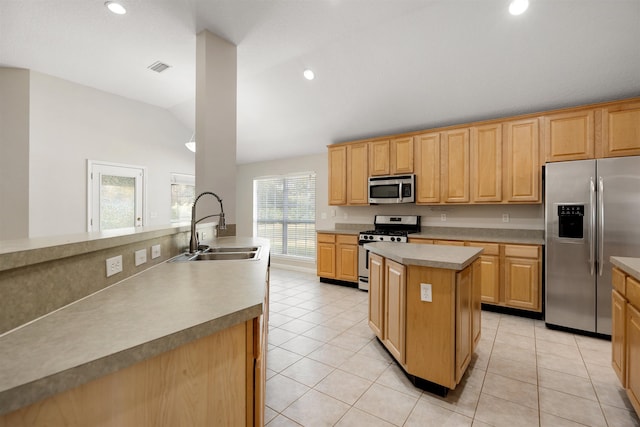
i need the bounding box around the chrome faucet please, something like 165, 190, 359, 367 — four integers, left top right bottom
189, 191, 226, 253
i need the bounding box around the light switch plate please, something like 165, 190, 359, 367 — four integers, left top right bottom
135, 249, 147, 266
420, 283, 432, 302
151, 244, 161, 259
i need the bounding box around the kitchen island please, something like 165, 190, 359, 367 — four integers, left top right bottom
0, 236, 269, 426
364, 242, 482, 395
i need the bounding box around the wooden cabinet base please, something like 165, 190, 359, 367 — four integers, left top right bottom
0, 320, 262, 427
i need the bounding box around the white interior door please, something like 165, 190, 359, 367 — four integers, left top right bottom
88, 161, 145, 232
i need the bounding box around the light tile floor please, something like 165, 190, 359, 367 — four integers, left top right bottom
265, 267, 640, 427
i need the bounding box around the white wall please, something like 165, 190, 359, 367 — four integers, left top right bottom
28, 72, 194, 237
236, 152, 544, 240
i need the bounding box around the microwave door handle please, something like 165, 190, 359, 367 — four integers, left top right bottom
398, 182, 403, 201
589, 177, 595, 276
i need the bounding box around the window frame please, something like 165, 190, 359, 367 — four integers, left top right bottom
253, 172, 316, 259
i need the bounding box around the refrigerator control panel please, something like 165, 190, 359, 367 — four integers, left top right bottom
557, 204, 584, 239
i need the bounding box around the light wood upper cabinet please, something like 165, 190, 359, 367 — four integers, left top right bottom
441, 128, 470, 203
369, 140, 390, 176
544, 109, 595, 162
347, 143, 369, 205
602, 101, 640, 158
328, 145, 347, 205
471, 124, 502, 202
391, 137, 414, 174
504, 118, 540, 203
328, 143, 368, 205
414, 132, 441, 203
369, 137, 414, 176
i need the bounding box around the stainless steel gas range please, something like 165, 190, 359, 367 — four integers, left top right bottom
358, 215, 420, 291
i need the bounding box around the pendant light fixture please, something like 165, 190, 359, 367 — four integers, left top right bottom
185, 133, 196, 152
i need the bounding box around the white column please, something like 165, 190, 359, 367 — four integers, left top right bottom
195, 30, 237, 234
0, 68, 30, 239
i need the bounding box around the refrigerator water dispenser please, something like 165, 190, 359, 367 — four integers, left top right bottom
557, 205, 584, 239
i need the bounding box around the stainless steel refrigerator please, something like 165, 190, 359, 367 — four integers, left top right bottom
545, 156, 640, 335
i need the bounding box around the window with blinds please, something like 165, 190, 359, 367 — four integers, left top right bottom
253, 172, 316, 259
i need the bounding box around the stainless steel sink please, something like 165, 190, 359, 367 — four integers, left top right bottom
194, 251, 257, 261
169, 245, 261, 262
206, 246, 259, 253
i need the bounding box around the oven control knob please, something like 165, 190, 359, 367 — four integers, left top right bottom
379, 236, 383, 241
390, 237, 396, 242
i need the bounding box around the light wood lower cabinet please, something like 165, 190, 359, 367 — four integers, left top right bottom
368, 253, 385, 338
628, 302, 640, 416
411, 239, 542, 313
317, 233, 336, 278
369, 253, 479, 390
611, 266, 640, 417
384, 259, 406, 364
612, 289, 626, 385
316, 233, 358, 283
1, 318, 266, 426
503, 244, 540, 311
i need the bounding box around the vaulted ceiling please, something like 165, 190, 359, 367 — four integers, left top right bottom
1, 0, 639, 163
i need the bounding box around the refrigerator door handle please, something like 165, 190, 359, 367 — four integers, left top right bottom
589, 177, 596, 276
598, 176, 605, 276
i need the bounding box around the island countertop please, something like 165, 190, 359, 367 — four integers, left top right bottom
0, 236, 270, 416
364, 242, 482, 270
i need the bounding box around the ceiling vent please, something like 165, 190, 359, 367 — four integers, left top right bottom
147, 61, 171, 73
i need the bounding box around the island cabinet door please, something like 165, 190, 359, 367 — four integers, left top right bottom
368, 253, 385, 339
384, 259, 406, 364
455, 265, 473, 384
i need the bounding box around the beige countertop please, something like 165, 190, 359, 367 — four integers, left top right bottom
0, 224, 191, 272
364, 242, 482, 270
0, 236, 270, 416
611, 256, 640, 282
317, 226, 544, 245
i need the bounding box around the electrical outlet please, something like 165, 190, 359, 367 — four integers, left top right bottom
106, 255, 123, 277
440, 213, 447, 222
151, 244, 161, 259
135, 249, 147, 266
420, 283, 432, 302
502, 213, 510, 223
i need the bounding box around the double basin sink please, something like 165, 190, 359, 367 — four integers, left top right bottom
170, 245, 262, 262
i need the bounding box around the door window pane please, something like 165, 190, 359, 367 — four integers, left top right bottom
100, 175, 136, 230
171, 183, 195, 223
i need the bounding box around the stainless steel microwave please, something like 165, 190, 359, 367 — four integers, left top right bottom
368, 174, 415, 204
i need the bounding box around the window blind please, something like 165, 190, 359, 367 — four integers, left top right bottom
254, 172, 316, 258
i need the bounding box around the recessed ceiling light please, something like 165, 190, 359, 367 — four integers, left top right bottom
509, 0, 529, 15
105, 1, 127, 15
303, 69, 315, 81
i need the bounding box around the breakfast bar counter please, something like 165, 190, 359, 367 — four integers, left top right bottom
0, 237, 270, 426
